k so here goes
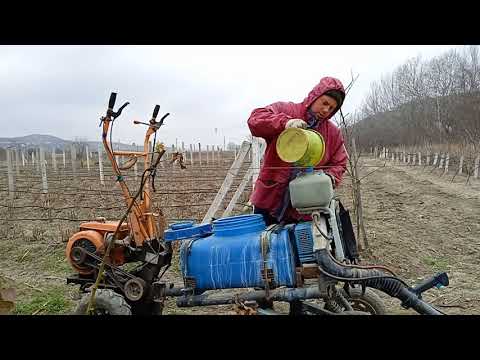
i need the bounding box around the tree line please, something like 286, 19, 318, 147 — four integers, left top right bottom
350, 46, 480, 152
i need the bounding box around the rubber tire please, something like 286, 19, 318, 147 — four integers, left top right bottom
327, 287, 387, 315
74, 289, 132, 315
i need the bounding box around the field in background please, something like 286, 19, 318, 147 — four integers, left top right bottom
1, 151, 479, 315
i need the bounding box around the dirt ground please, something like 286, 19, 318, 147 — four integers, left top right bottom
350, 158, 480, 315
1, 155, 479, 315
162, 157, 480, 315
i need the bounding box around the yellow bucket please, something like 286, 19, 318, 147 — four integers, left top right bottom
276, 128, 326, 167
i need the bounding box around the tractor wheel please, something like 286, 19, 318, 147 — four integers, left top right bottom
326, 287, 387, 315
74, 289, 132, 315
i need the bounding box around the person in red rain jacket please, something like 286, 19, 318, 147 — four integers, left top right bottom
248, 76, 348, 225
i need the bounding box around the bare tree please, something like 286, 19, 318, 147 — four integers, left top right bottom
353, 46, 479, 152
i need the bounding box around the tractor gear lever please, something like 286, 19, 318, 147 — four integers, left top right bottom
134, 120, 151, 126
158, 112, 170, 127
113, 102, 130, 119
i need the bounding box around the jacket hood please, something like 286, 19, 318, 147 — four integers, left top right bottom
302, 77, 345, 121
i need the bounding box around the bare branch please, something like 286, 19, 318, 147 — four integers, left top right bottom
344, 73, 360, 95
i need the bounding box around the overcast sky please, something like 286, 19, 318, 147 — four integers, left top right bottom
0, 45, 463, 147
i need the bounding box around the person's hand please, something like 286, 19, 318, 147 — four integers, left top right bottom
285, 118, 308, 129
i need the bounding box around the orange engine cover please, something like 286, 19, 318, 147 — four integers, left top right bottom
66, 230, 125, 275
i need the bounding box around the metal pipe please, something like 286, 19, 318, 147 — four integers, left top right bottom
175, 286, 323, 307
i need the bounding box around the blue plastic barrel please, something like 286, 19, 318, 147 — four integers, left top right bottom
164, 222, 212, 242
180, 214, 296, 290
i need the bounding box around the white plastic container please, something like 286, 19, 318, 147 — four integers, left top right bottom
289, 170, 334, 210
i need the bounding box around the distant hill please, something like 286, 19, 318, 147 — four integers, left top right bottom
0, 134, 138, 151
0, 134, 71, 148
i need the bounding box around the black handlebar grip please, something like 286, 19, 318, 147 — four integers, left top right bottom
108, 92, 117, 109
153, 105, 160, 119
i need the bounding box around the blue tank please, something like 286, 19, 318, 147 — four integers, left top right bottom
179, 214, 297, 290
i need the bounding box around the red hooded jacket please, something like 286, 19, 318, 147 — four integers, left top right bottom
248, 77, 348, 222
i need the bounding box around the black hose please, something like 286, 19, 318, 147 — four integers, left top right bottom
397, 287, 445, 315
327, 250, 398, 277
315, 249, 444, 315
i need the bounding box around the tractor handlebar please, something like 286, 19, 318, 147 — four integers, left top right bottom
108, 92, 117, 110
152, 105, 160, 120
107, 92, 129, 120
